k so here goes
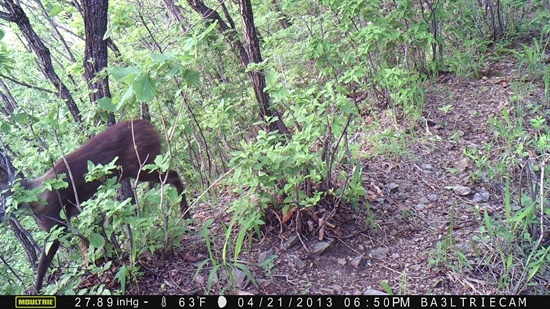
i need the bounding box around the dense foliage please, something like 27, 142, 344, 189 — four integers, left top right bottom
0, 0, 548, 294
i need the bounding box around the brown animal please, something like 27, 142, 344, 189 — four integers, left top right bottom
0, 119, 188, 293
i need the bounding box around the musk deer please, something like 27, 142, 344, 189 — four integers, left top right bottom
0, 119, 189, 293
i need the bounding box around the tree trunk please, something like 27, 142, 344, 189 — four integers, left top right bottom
81, 0, 115, 126
0, 0, 82, 123
271, 0, 291, 29
0, 79, 17, 115
163, 0, 185, 23
185, 0, 289, 136
238, 0, 289, 135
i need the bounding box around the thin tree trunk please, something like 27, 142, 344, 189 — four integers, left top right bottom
0, 0, 82, 123
272, 0, 291, 29
163, 0, 185, 23
239, 0, 288, 135
185, 0, 289, 136
0, 79, 17, 115
81, 0, 115, 125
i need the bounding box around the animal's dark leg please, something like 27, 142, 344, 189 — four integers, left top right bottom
35, 239, 60, 293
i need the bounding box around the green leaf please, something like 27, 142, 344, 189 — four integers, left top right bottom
132, 73, 156, 102
380, 280, 394, 295
182, 37, 197, 52
13, 112, 29, 124
183, 69, 200, 87
114, 265, 127, 294
89, 233, 105, 249
117, 86, 135, 108
97, 97, 117, 112
265, 70, 276, 84
103, 27, 113, 40
87, 160, 96, 174
49, 5, 63, 17
0, 122, 10, 133
150, 53, 175, 63
109, 66, 139, 83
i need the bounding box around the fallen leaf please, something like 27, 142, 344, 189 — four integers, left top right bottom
282, 206, 296, 224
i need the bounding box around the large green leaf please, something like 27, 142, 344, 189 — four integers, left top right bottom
132, 73, 157, 102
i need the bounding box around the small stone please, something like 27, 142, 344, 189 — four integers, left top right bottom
387, 182, 399, 192
480, 190, 490, 201
455, 158, 470, 172
364, 289, 388, 295
312, 241, 332, 255
473, 190, 490, 202
258, 249, 274, 264
281, 234, 299, 251
291, 255, 306, 269
450, 185, 472, 196
420, 163, 433, 170
427, 194, 438, 201
369, 247, 390, 259
472, 192, 483, 203
416, 203, 426, 210
329, 284, 343, 294
337, 258, 346, 266
351, 254, 364, 268
232, 268, 247, 287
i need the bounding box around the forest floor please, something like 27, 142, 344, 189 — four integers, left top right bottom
116, 54, 549, 295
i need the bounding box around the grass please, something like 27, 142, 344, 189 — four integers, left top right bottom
427, 45, 550, 292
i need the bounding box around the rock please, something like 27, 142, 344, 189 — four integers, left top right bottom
258, 249, 274, 264
351, 254, 364, 268
369, 247, 389, 259
337, 258, 346, 266
281, 234, 299, 251
364, 289, 388, 295
454, 157, 470, 172
387, 182, 399, 192
450, 185, 472, 196
312, 241, 332, 255
416, 203, 426, 210
427, 193, 438, 201
420, 163, 433, 170
328, 284, 343, 293
291, 255, 306, 269
193, 274, 205, 285
472, 189, 490, 202
232, 268, 247, 288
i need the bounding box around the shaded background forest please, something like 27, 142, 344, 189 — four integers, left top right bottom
0, 0, 549, 295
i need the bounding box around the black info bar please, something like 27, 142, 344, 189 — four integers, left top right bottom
5, 295, 542, 309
